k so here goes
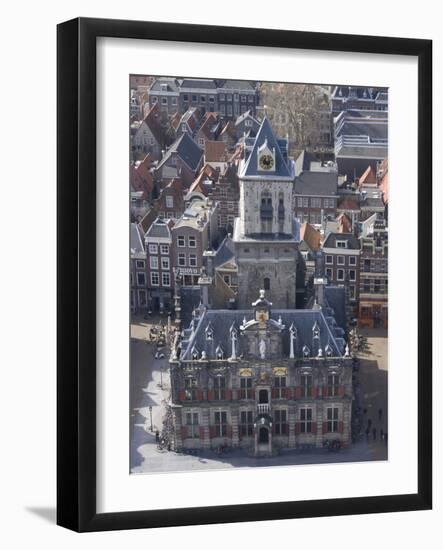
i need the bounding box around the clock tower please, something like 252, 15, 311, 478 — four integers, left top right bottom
233, 117, 298, 308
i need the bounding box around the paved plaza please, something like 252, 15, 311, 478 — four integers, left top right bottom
130, 318, 388, 474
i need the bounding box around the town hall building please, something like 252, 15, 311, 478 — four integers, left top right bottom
170, 285, 353, 457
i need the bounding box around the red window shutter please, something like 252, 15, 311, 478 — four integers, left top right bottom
311, 386, 317, 399
209, 425, 215, 438
199, 426, 205, 439
226, 425, 232, 438
284, 388, 290, 400
178, 390, 185, 401
295, 422, 300, 434
294, 386, 302, 399
271, 388, 277, 399
284, 423, 289, 435
225, 389, 232, 401
323, 386, 329, 398
181, 426, 188, 440
196, 389, 203, 401
208, 390, 214, 401
322, 422, 328, 434
338, 421, 344, 433
338, 385, 345, 397
311, 422, 317, 434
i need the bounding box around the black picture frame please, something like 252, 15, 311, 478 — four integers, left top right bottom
57, 17, 432, 532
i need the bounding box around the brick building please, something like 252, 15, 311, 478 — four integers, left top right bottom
358, 217, 388, 328
130, 223, 148, 313
172, 197, 219, 287
322, 232, 360, 314
144, 218, 174, 313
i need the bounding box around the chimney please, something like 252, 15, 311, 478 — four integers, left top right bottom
314, 277, 327, 307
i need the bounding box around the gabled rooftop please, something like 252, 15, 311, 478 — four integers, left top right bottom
239, 117, 294, 180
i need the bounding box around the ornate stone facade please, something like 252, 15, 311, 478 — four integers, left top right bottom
170, 289, 352, 457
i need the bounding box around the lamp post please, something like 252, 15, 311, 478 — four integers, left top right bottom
149, 405, 153, 432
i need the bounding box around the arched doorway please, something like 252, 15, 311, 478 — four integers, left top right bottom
259, 427, 269, 444
259, 389, 269, 404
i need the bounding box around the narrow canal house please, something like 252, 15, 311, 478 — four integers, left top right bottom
170, 285, 352, 456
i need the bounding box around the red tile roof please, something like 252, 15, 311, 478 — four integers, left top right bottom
358, 165, 377, 186
337, 196, 360, 211
142, 102, 163, 145
131, 154, 154, 198
300, 223, 321, 251
204, 140, 228, 162
336, 212, 352, 233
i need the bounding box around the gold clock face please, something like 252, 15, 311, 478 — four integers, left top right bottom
256, 310, 269, 324
259, 154, 274, 170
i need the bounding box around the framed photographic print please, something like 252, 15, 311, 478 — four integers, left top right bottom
57, 17, 432, 532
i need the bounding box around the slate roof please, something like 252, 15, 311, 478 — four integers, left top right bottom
324, 286, 347, 332
157, 133, 202, 172
149, 77, 180, 93
180, 78, 217, 90
219, 80, 256, 91
145, 217, 173, 240
213, 237, 236, 268
294, 171, 338, 197
179, 305, 346, 361
239, 117, 294, 179
322, 232, 360, 250
130, 223, 145, 255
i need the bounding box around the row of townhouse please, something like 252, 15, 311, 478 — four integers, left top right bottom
146, 77, 259, 118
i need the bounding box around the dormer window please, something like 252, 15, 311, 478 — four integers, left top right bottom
205, 323, 214, 341
312, 321, 320, 339
336, 240, 347, 249
215, 345, 224, 360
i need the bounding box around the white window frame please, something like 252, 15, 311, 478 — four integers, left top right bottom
150, 272, 159, 286
349, 269, 356, 281
188, 236, 197, 248
165, 195, 174, 208
349, 256, 357, 266
337, 255, 345, 265
135, 260, 145, 269
337, 268, 345, 281
325, 255, 333, 265
149, 256, 159, 270
189, 254, 197, 267
161, 257, 170, 270
162, 272, 171, 287
336, 240, 347, 249
137, 289, 147, 307
148, 244, 158, 254
178, 253, 186, 267
177, 235, 186, 247
325, 267, 333, 279
160, 244, 169, 255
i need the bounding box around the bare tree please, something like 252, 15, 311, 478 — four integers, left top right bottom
259, 82, 331, 153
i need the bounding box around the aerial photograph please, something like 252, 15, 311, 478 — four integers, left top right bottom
129, 76, 389, 473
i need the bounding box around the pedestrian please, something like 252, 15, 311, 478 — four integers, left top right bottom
378, 408, 383, 420
372, 427, 377, 440
155, 430, 160, 443
380, 428, 384, 441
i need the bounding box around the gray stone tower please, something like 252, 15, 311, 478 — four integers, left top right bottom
233, 118, 298, 308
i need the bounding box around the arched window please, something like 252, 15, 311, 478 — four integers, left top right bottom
260, 190, 273, 233
264, 277, 270, 290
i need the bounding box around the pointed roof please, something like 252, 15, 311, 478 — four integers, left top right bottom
239, 117, 293, 179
